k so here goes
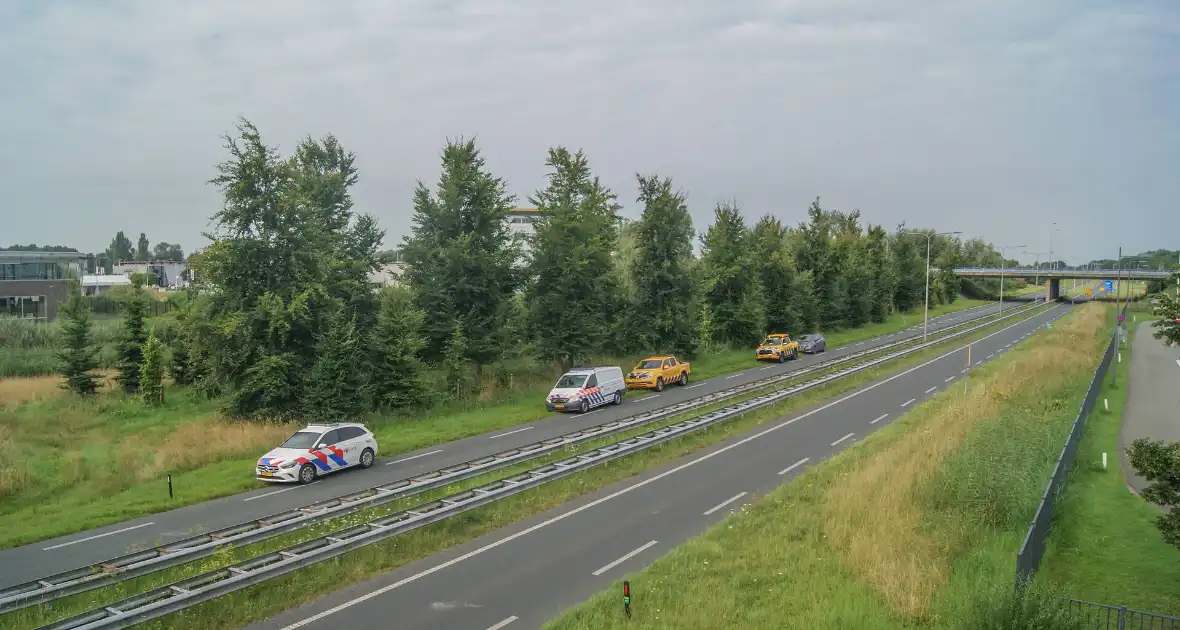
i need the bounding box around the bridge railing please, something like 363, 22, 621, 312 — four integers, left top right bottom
952, 266, 1171, 278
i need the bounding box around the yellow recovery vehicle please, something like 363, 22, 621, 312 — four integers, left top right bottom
756, 333, 799, 363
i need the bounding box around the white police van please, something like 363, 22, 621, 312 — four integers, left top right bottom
545, 366, 626, 413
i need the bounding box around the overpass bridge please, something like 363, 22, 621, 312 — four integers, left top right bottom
952, 267, 1171, 300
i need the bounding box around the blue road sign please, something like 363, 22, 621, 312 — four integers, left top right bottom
1104, 279, 1114, 292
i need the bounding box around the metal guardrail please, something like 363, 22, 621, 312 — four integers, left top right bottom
1015, 305, 1124, 584
36, 300, 1061, 630
1066, 598, 1180, 629
0, 301, 1040, 615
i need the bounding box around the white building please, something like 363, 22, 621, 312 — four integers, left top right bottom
368, 262, 405, 288
112, 260, 189, 289
81, 274, 132, 295
507, 207, 543, 254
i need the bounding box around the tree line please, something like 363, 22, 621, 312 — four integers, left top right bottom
56, 118, 1016, 421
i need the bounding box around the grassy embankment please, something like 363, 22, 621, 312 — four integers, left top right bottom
543, 302, 1112, 630
1039, 318, 1180, 616
5, 301, 1038, 630
0, 299, 988, 549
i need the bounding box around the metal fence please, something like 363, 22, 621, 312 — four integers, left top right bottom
87, 295, 174, 318
1066, 599, 1180, 629
1015, 308, 1124, 584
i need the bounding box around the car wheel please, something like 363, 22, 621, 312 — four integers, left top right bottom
678, 371, 688, 386
613, 391, 623, 405
360, 448, 375, 469
298, 463, 317, 485
579, 399, 589, 413
655, 378, 664, 392
778, 352, 786, 363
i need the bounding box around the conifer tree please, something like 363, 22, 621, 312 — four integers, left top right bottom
402, 138, 520, 366
626, 174, 700, 357
752, 216, 802, 335
116, 274, 149, 393
139, 331, 166, 406
525, 148, 623, 368
698, 201, 765, 346
304, 310, 369, 422
442, 325, 472, 398
369, 287, 432, 409
56, 278, 100, 396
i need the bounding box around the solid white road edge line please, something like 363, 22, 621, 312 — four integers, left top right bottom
273, 302, 1067, 629
486, 616, 518, 630
43, 522, 156, 551
489, 427, 534, 440
385, 450, 444, 466
870, 413, 889, 424
777, 458, 810, 475
591, 540, 659, 576
703, 492, 748, 516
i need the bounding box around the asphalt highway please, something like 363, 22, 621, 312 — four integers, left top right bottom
248, 300, 1075, 630
0, 300, 1023, 589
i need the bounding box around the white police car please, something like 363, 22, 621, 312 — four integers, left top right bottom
256, 422, 379, 484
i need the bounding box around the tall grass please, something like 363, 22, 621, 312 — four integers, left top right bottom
0, 316, 175, 377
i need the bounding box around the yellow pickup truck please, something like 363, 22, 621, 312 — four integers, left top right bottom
625, 355, 691, 392
756, 333, 799, 363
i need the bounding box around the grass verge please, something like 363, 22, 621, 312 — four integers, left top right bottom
6, 301, 1035, 630
0, 299, 991, 549
1039, 318, 1180, 616
542, 303, 1112, 630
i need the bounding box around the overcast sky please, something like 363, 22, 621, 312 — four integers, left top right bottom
1, 0, 1177, 265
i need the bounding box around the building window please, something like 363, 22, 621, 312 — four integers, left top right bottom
0, 295, 46, 319
0, 262, 68, 280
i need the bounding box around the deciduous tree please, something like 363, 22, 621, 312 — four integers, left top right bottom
1126, 438, 1180, 552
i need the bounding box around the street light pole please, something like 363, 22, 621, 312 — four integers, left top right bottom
999, 244, 1026, 313
904, 230, 962, 342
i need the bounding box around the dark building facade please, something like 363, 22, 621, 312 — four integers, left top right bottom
0, 251, 87, 322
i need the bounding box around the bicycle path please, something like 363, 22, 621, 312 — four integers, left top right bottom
1120, 321, 1180, 496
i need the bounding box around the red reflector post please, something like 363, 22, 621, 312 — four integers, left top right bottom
623, 580, 631, 618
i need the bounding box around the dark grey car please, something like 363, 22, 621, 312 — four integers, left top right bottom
798, 333, 826, 354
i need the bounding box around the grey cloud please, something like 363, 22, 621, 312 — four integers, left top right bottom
1, 0, 1176, 263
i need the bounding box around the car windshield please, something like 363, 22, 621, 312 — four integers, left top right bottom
762, 337, 782, 346
637, 359, 662, 369
800, 335, 817, 342
555, 374, 588, 388
280, 431, 322, 449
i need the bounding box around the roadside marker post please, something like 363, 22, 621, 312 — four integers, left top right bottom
168, 474, 173, 499
1102, 453, 1107, 470
623, 580, 631, 618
